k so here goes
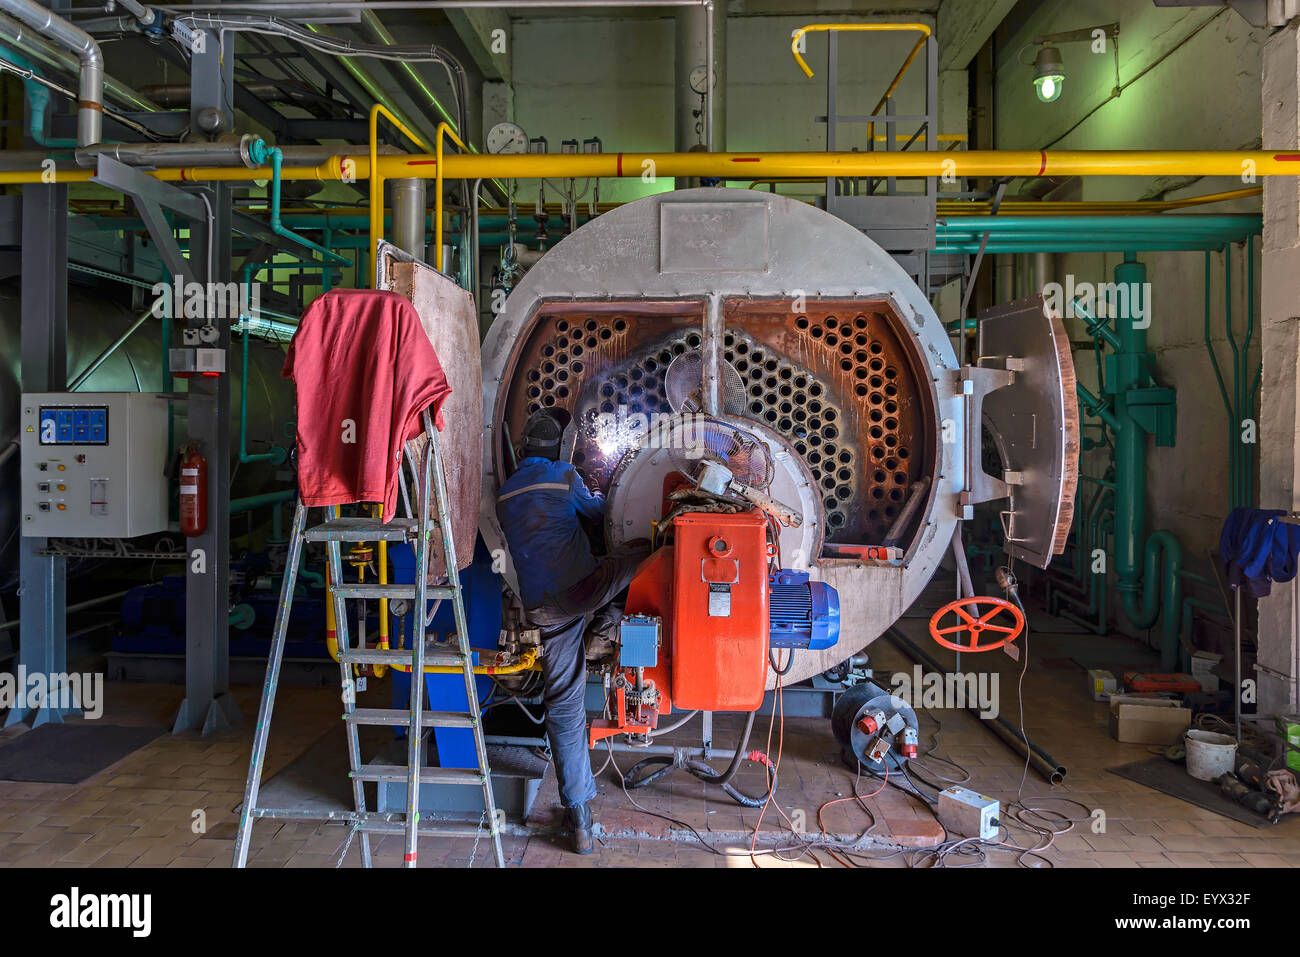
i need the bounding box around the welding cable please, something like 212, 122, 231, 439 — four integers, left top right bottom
619, 755, 675, 789
686, 757, 775, 809
683, 710, 757, 788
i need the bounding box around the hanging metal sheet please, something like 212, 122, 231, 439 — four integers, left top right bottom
376, 240, 481, 576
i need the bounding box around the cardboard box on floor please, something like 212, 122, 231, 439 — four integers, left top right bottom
1109, 695, 1191, 745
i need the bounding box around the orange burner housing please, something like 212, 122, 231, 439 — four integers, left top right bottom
669, 511, 770, 711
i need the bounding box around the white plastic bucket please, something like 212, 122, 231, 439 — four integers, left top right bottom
1185, 730, 1237, 781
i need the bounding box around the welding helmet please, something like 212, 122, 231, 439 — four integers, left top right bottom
522, 408, 570, 461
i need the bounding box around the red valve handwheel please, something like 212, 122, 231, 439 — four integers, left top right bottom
928, 597, 1025, 653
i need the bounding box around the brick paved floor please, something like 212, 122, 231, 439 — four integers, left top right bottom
1, 603, 1296, 869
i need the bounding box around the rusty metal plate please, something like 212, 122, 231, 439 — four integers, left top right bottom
377, 242, 481, 576
977, 294, 1080, 569
499, 297, 933, 547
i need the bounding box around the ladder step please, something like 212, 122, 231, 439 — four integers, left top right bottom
355, 819, 496, 838
338, 648, 466, 667
332, 583, 456, 600
305, 517, 420, 542
352, 764, 487, 786
345, 708, 476, 728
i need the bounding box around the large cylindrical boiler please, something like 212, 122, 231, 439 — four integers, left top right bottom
479, 188, 966, 688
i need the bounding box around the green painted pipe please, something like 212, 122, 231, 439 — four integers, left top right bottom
939, 214, 1260, 232
1076, 382, 1122, 432
230, 490, 295, 515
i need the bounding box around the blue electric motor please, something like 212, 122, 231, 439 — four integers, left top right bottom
768, 569, 840, 650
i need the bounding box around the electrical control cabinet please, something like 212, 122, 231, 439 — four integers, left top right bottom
20, 392, 170, 538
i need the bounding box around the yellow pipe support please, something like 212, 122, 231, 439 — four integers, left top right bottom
791, 22, 932, 79
434, 121, 469, 272
325, 562, 339, 663
7, 150, 1298, 186
368, 102, 433, 275
365, 106, 434, 665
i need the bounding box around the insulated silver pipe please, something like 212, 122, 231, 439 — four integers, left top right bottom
0, 12, 159, 114
391, 178, 427, 262
114, 0, 159, 27
76, 134, 262, 169
0, 0, 102, 146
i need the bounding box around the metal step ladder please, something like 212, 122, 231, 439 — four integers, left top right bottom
233, 410, 504, 868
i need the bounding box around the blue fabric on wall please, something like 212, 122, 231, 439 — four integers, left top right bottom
1218, 507, 1300, 597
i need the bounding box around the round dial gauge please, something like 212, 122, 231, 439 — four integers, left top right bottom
688, 65, 711, 95
486, 121, 529, 155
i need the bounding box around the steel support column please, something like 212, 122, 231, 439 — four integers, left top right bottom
9, 183, 76, 727
172, 28, 239, 734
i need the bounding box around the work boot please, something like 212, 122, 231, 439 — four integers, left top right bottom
565, 802, 595, 855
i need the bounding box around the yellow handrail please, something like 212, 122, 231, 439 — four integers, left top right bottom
791, 22, 933, 145
433, 121, 469, 272
790, 22, 931, 79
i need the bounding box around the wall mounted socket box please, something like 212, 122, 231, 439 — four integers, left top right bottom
20, 393, 170, 538
938, 786, 1000, 840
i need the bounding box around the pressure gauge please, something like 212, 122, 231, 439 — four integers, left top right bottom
486, 121, 529, 155
688, 65, 711, 95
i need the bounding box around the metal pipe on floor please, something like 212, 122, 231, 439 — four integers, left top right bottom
886, 626, 1067, 785
0, 589, 134, 632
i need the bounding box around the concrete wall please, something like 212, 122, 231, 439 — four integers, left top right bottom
1258, 23, 1300, 714
510, 11, 935, 203
991, 1, 1267, 641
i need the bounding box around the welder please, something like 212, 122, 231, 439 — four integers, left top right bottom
496, 409, 649, 854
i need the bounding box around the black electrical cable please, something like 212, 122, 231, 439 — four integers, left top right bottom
620, 755, 675, 789
614, 709, 766, 807
768, 648, 795, 676
687, 758, 775, 808
684, 709, 756, 788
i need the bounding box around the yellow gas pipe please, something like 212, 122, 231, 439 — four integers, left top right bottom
6, 150, 1300, 185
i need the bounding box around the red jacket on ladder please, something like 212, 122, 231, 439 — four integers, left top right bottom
282, 288, 452, 517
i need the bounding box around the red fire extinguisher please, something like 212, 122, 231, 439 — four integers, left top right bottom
179, 444, 208, 538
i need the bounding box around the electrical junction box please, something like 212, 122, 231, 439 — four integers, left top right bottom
937, 786, 1000, 840
619, 614, 661, 668
20, 392, 170, 538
